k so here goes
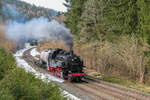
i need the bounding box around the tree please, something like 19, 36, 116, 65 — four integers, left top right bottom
64, 0, 87, 36
64, 0, 150, 43
136, 0, 150, 42
103, 0, 150, 41
0, 1, 2, 16
63, 0, 71, 10
78, 0, 104, 42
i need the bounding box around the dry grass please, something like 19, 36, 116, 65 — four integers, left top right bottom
129, 82, 150, 93
84, 68, 101, 76
73, 36, 149, 84
55, 16, 64, 24
0, 25, 15, 52
37, 40, 69, 51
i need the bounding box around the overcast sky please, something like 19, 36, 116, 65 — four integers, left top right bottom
20, 0, 67, 12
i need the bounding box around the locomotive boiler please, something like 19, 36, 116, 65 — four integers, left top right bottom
40, 48, 85, 81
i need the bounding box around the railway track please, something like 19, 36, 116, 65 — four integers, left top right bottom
22, 48, 150, 100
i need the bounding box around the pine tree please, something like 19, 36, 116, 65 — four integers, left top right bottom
64, 0, 150, 42
0, 1, 2, 16
0, 1, 3, 22
136, 0, 150, 42
63, 0, 71, 10
103, 0, 150, 41
78, 0, 104, 42
64, 0, 87, 36
103, 0, 133, 35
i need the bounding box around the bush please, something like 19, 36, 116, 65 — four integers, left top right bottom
74, 36, 150, 84
0, 68, 66, 100
0, 47, 66, 100
0, 88, 15, 100
0, 48, 16, 80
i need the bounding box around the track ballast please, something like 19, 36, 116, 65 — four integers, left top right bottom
23, 48, 150, 100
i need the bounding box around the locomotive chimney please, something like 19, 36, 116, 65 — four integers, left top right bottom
70, 48, 74, 55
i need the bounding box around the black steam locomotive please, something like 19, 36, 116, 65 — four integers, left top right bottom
40, 48, 85, 81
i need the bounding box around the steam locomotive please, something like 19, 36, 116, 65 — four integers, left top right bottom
39, 48, 85, 81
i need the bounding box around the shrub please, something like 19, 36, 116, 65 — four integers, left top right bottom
0, 88, 15, 100
73, 36, 150, 84
0, 48, 16, 80
0, 48, 66, 100
38, 41, 69, 51
0, 68, 66, 100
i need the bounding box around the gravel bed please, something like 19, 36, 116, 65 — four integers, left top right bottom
58, 83, 95, 100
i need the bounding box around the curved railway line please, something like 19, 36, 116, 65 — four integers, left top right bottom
22, 48, 150, 100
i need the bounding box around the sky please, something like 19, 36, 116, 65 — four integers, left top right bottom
20, 0, 67, 12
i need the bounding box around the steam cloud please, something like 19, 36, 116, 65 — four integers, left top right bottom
5, 18, 73, 49
3, 2, 73, 50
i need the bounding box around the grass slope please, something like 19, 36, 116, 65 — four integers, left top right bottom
0, 48, 66, 100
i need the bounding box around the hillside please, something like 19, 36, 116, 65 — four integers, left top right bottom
62, 0, 150, 93
0, 47, 66, 100
0, 0, 150, 97
0, 0, 58, 22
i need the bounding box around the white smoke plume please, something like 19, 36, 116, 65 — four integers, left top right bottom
5, 17, 73, 49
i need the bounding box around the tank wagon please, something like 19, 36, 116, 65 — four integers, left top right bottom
39, 48, 85, 81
